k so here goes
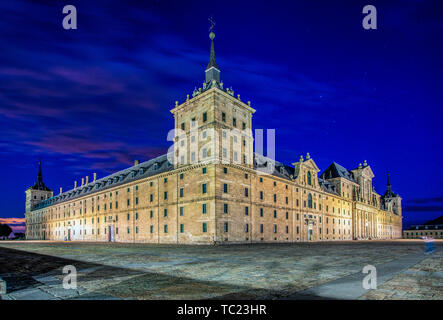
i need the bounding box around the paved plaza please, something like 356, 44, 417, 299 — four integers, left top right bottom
0, 240, 441, 300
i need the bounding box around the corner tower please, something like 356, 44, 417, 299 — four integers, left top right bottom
25, 159, 53, 212
382, 173, 402, 215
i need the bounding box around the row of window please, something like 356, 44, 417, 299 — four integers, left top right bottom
180, 113, 247, 130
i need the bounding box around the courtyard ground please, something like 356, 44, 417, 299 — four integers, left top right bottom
0, 240, 441, 300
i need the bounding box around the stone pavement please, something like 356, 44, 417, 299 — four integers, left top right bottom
0, 240, 441, 300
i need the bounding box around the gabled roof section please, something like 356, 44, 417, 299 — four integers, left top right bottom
320, 162, 356, 183
318, 177, 340, 196
253, 153, 295, 180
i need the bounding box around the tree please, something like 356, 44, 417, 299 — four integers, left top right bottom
0, 223, 13, 239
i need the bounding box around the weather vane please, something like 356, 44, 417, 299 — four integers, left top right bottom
208, 17, 215, 32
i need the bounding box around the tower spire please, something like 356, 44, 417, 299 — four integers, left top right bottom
29, 158, 52, 192
205, 18, 220, 84
387, 172, 391, 191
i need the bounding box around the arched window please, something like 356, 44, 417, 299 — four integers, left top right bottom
307, 171, 312, 185
308, 193, 313, 208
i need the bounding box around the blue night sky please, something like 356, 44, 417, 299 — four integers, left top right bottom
0, 0, 442, 229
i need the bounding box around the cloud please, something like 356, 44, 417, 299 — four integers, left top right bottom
0, 218, 26, 233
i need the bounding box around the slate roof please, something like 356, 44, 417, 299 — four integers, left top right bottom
320, 162, 356, 183
33, 153, 174, 210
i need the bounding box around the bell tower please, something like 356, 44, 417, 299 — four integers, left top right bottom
25, 159, 53, 212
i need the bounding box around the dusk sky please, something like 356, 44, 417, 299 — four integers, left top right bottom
0, 0, 442, 231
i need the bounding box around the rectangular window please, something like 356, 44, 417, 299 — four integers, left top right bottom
180, 206, 184, 216
135, 212, 138, 220
150, 210, 153, 218
274, 194, 277, 202
180, 188, 184, 198
245, 223, 249, 233
274, 210, 277, 218
203, 112, 207, 122
224, 222, 228, 233
260, 224, 264, 233
274, 225, 277, 233
180, 224, 184, 233
150, 225, 153, 233
127, 213, 130, 220
127, 199, 130, 206
222, 112, 226, 122
164, 209, 167, 217
135, 197, 139, 205
233, 117, 237, 127
202, 167, 207, 174
245, 188, 249, 197
164, 178, 168, 183
202, 223, 207, 233
260, 208, 263, 217
286, 226, 289, 234
260, 191, 263, 200
286, 212, 289, 219
223, 203, 228, 214
150, 194, 153, 202
202, 203, 207, 214
202, 183, 207, 194
164, 191, 168, 200
180, 173, 184, 179
223, 167, 228, 174
245, 206, 249, 216
223, 184, 228, 193
164, 225, 168, 233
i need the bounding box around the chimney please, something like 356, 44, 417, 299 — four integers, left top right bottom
134, 160, 140, 166
93, 172, 97, 182
59, 187, 63, 195
81, 178, 84, 186
85, 176, 89, 185
74, 181, 77, 189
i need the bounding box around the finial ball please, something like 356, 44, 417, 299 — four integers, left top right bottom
209, 32, 215, 40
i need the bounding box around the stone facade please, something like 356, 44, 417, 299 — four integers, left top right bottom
25, 31, 402, 244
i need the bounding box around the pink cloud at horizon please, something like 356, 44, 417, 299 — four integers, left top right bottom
0, 218, 26, 233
